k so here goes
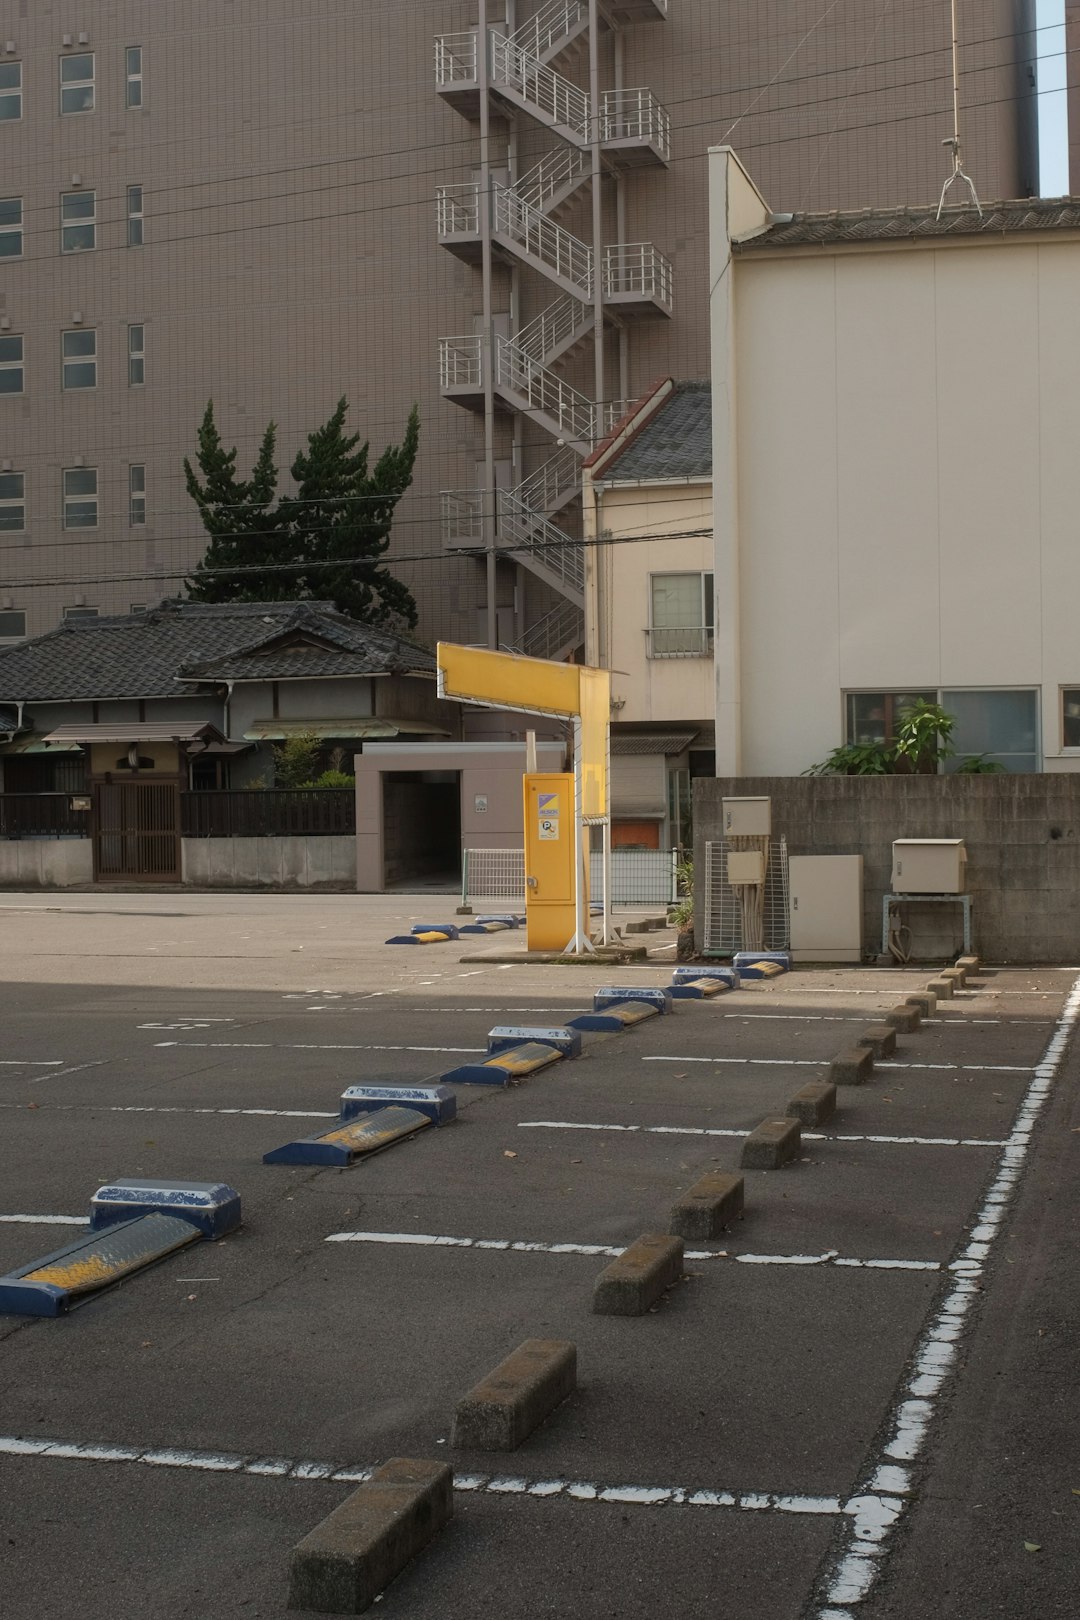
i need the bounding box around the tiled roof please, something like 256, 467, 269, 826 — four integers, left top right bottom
0, 703, 18, 734
0, 600, 435, 703
736, 197, 1080, 252
594, 382, 711, 484
611, 730, 698, 756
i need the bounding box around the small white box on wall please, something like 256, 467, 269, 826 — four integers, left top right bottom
891, 839, 967, 894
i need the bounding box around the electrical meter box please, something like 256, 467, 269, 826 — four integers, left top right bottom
722, 796, 771, 837
726, 850, 765, 885
891, 839, 967, 894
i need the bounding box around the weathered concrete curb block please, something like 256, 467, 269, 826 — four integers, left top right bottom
830, 1046, 873, 1086
786, 1081, 837, 1127
956, 955, 981, 974
941, 965, 966, 987
451, 1339, 576, 1451
926, 976, 954, 999
740, 1117, 801, 1169
886, 1003, 921, 1033
906, 991, 937, 1016
855, 1024, 897, 1060
670, 1172, 744, 1239
592, 1234, 684, 1315
287, 1457, 452, 1614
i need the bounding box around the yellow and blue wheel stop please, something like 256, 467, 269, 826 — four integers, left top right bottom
733, 951, 790, 980
0, 1179, 242, 1318
594, 986, 673, 1015
487, 1025, 582, 1058
263, 1105, 433, 1165
441, 1040, 564, 1087
340, 1084, 456, 1125
459, 920, 512, 935
670, 977, 728, 999
569, 1000, 660, 1033
385, 923, 460, 945
673, 965, 741, 990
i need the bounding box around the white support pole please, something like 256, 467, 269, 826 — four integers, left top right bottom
566, 716, 595, 954
601, 816, 612, 946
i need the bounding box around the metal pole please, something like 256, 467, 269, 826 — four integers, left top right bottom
478, 0, 498, 649
589, 0, 605, 438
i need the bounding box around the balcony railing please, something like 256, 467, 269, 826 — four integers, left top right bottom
439, 334, 483, 390
603, 242, 674, 308
435, 183, 480, 237
434, 31, 478, 86
646, 625, 714, 659
441, 489, 484, 545
600, 87, 672, 161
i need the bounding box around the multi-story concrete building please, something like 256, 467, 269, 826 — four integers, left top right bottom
0, 2, 1038, 651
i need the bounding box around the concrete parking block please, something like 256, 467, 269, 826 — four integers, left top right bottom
786, 1081, 837, 1127
287, 1456, 453, 1614
942, 966, 967, 987
740, 1117, 802, 1169
956, 955, 981, 974
927, 977, 954, 999
592, 1234, 685, 1315
670, 1172, 745, 1239
830, 1047, 874, 1086
885, 1003, 921, 1034
855, 1024, 897, 1060
451, 1339, 577, 1452
906, 991, 937, 1016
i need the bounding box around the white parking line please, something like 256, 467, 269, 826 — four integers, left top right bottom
323, 1230, 940, 1271
154, 1041, 484, 1055
0, 1061, 64, 1067
516, 1120, 1005, 1149
0, 1432, 853, 1516
0, 1213, 84, 1225
0, 1103, 337, 1122
643, 1056, 1033, 1075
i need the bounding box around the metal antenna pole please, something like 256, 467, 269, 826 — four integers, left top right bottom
937, 0, 982, 218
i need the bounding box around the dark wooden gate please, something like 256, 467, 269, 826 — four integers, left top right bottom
92, 780, 181, 882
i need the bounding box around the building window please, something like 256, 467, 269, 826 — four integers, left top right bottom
129, 464, 146, 525
60, 52, 95, 115
127, 323, 145, 385
0, 471, 24, 531
0, 198, 22, 258
127, 184, 143, 246
0, 334, 24, 394
129, 602, 147, 615
1063, 691, 1080, 750
125, 46, 143, 108
62, 328, 97, 390
0, 608, 26, 640
845, 689, 1039, 772
63, 605, 99, 618
0, 61, 22, 121
61, 190, 96, 253
63, 467, 98, 528
648, 572, 714, 657
845, 692, 937, 747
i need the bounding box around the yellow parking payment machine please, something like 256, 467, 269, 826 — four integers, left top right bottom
523, 773, 587, 951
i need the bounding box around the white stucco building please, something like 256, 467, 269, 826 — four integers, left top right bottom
709, 148, 1080, 777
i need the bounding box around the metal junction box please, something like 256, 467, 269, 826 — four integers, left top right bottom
891, 839, 967, 894
788, 855, 864, 963
722, 796, 771, 837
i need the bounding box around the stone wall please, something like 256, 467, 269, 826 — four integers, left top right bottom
693, 775, 1080, 964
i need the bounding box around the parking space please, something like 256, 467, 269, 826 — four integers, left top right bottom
0, 916, 1076, 1619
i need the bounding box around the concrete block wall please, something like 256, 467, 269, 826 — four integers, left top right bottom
693, 775, 1080, 964
0, 840, 93, 887
181, 837, 356, 889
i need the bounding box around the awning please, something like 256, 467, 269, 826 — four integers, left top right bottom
243, 718, 451, 741
41, 722, 226, 745
610, 731, 699, 756
0, 732, 85, 754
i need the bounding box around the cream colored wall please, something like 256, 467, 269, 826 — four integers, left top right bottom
594, 484, 713, 726
721, 226, 1080, 775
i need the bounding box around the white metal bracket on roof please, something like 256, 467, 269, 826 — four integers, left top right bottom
936, 0, 982, 222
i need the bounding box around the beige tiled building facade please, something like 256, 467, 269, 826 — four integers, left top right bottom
0, 1, 1038, 649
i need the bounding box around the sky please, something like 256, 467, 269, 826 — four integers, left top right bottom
1037, 0, 1069, 194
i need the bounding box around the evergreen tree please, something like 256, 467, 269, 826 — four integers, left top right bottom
185, 402, 289, 601
278, 398, 420, 629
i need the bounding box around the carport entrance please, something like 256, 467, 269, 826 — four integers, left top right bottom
381, 770, 461, 890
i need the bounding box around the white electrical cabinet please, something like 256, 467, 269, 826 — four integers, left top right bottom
722, 796, 771, 837
788, 855, 864, 963
891, 839, 966, 894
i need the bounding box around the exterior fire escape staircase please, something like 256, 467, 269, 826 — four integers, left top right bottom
434, 0, 672, 660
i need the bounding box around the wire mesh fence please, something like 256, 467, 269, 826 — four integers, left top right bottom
461, 847, 678, 909
703, 837, 790, 954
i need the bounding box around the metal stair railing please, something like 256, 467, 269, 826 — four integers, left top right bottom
491, 182, 592, 295
495, 333, 597, 444
513, 599, 585, 659
498, 488, 585, 592
436, 183, 480, 236
440, 489, 483, 544
514, 146, 588, 213
602, 241, 674, 306
434, 31, 479, 86
439, 334, 483, 389
512, 447, 582, 515
491, 34, 590, 142
508, 0, 588, 60
600, 86, 672, 161
515, 294, 593, 365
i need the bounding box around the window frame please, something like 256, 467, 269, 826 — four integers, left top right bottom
126, 184, 143, 247
647, 569, 715, 659
129, 463, 146, 526
62, 466, 98, 530
0, 61, 22, 122
62, 327, 97, 391
0, 608, 26, 640
127, 322, 145, 385
61, 189, 97, 254
0, 197, 22, 259
0, 332, 25, 395
843, 687, 1041, 772
62, 605, 99, 619
0, 470, 25, 532
59, 51, 95, 116
125, 46, 143, 109
1061, 687, 1080, 752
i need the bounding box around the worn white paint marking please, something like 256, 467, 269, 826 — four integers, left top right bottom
0, 1102, 338, 1122
0, 1433, 846, 1516
814, 973, 1080, 1616
516, 1120, 1004, 1150
0, 1213, 85, 1225
29, 1059, 106, 1085
323, 1230, 940, 1271
0, 1061, 64, 1067
154, 1041, 484, 1055
644, 1056, 1033, 1075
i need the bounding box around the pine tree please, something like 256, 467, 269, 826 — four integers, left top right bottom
185, 402, 289, 601
278, 398, 420, 629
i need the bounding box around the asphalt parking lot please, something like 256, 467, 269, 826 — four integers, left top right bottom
0, 897, 1077, 1619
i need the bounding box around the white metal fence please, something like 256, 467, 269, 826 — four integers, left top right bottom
461, 847, 677, 909
703, 837, 790, 954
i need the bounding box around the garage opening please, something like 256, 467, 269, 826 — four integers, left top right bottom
382, 770, 462, 891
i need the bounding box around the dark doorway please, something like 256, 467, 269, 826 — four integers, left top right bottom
92, 780, 181, 882
381, 770, 461, 891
